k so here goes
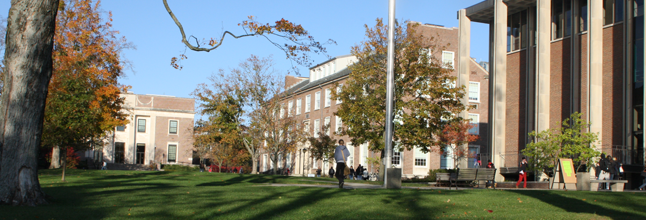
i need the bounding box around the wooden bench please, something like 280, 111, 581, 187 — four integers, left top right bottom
590, 179, 628, 192
435, 173, 452, 187
475, 168, 497, 189
449, 168, 497, 190
450, 168, 477, 190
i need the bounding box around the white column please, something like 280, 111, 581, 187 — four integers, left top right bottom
589, 0, 603, 151
536, 0, 551, 132
492, 0, 507, 181
458, 9, 471, 169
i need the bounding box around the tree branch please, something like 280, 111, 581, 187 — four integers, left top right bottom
163, 0, 256, 52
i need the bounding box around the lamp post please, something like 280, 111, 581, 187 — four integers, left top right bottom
383, 0, 396, 188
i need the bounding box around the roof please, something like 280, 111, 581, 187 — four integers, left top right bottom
464, 0, 536, 23
285, 67, 351, 95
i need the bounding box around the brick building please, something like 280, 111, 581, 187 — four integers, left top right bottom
259, 23, 490, 178
459, 0, 645, 186
101, 92, 195, 166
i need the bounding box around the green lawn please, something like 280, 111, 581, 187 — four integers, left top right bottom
2, 169, 645, 219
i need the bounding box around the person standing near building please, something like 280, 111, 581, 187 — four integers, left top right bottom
101, 161, 107, 170
356, 164, 363, 180
334, 139, 350, 188
328, 167, 335, 178
316, 167, 322, 177
516, 157, 527, 188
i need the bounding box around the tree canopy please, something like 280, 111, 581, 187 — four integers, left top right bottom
41, 0, 131, 181
333, 19, 469, 156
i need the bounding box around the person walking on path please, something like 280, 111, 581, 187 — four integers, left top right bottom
316, 167, 322, 177
350, 166, 355, 180
328, 167, 335, 178
334, 139, 350, 188
101, 161, 107, 170
516, 157, 527, 188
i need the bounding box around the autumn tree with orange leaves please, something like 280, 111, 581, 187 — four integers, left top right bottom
438, 121, 479, 169
41, 0, 131, 181
163, 0, 334, 73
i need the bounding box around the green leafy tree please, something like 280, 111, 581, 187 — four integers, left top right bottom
522, 112, 600, 174
333, 19, 469, 173
307, 125, 337, 166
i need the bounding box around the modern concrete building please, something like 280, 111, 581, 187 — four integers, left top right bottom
102, 93, 196, 166
459, 0, 644, 186
260, 23, 490, 178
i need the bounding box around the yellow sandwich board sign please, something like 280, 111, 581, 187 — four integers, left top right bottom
559, 158, 577, 184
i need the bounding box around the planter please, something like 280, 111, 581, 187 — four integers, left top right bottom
576, 172, 591, 191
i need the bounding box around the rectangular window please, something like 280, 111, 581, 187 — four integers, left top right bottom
315, 92, 321, 110
280, 104, 285, 119
114, 142, 125, 164
324, 117, 331, 136
263, 155, 268, 171
565, 0, 572, 37
303, 120, 310, 134
312, 158, 318, 169
469, 82, 480, 102
169, 120, 178, 134
604, 0, 615, 25
419, 48, 431, 63
314, 119, 320, 138
468, 145, 481, 168
296, 99, 302, 115
392, 150, 401, 166
468, 114, 479, 135
441, 146, 453, 169
336, 84, 343, 104
168, 144, 177, 163
442, 51, 455, 69
288, 101, 294, 117
553, 0, 564, 39
116, 125, 125, 132
325, 89, 331, 107
137, 119, 146, 132
414, 147, 427, 167
579, 0, 588, 32
305, 95, 311, 112
507, 10, 528, 52
335, 116, 343, 134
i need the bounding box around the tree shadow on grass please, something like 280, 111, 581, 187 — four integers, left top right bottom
512, 190, 646, 219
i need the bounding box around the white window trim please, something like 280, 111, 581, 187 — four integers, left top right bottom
442, 51, 455, 69
325, 89, 331, 107
413, 147, 428, 168
167, 142, 179, 164
305, 95, 311, 113
168, 119, 179, 135
315, 92, 321, 110
288, 101, 294, 117
296, 99, 302, 115
336, 84, 343, 104
469, 81, 480, 103
137, 118, 147, 133
324, 117, 331, 136
314, 119, 320, 138
468, 113, 479, 135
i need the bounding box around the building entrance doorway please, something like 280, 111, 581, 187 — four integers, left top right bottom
136, 143, 145, 164
114, 142, 125, 164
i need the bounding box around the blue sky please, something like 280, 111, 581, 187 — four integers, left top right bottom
1, 0, 489, 99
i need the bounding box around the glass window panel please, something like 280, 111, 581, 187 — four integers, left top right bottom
168, 145, 177, 162
615, 0, 624, 22
306, 95, 311, 112
604, 0, 615, 25
169, 120, 178, 134
521, 10, 528, 49
579, 0, 588, 32
565, 0, 572, 37
116, 125, 125, 131
138, 119, 146, 132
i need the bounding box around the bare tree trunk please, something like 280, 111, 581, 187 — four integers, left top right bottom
49, 146, 60, 169
0, 0, 59, 206
252, 158, 258, 174
60, 149, 66, 182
